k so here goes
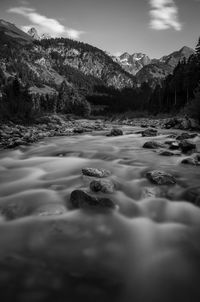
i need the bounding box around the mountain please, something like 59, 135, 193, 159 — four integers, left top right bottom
27, 27, 40, 40
117, 52, 151, 75
136, 46, 195, 87
0, 19, 136, 104
27, 27, 51, 40
159, 46, 195, 67
0, 19, 33, 45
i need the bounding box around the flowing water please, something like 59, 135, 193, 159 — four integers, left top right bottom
0, 125, 200, 302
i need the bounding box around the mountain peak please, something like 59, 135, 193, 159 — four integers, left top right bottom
27, 28, 51, 40
179, 46, 195, 55
27, 27, 40, 40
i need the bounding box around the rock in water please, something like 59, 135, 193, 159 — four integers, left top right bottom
73, 128, 85, 134
158, 150, 175, 156
181, 157, 199, 165
179, 140, 196, 153
69, 190, 116, 210
169, 141, 180, 150
180, 187, 200, 207
176, 132, 197, 140
108, 128, 123, 136
90, 179, 114, 193
143, 141, 163, 149
142, 128, 158, 137
146, 170, 176, 185
82, 168, 111, 178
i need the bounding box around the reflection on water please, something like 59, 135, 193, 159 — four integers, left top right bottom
0, 127, 200, 302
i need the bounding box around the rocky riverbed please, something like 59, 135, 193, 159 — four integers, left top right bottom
0, 115, 199, 150
0, 117, 200, 302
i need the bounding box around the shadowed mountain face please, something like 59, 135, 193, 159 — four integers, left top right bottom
0, 19, 33, 45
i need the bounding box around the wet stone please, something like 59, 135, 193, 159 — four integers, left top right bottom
69, 190, 116, 210
90, 179, 115, 194
158, 150, 175, 156
142, 128, 158, 137
143, 141, 163, 149
107, 128, 123, 136
180, 187, 200, 207
169, 141, 180, 150
146, 170, 176, 185
179, 140, 196, 153
176, 132, 197, 140
82, 168, 111, 178
181, 157, 199, 165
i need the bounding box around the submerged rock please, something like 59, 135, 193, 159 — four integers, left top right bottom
180, 187, 200, 207
69, 190, 116, 210
73, 128, 85, 134
143, 141, 163, 149
142, 128, 158, 137
82, 168, 111, 178
176, 132, 197, 141
90, 179, 114, 193
108, 128, 123, 136
179, 140, 196, 153
158, 150, 175, 156
181, 157, 199, 166
169, 141, 180, 150
146, 170, 176, 185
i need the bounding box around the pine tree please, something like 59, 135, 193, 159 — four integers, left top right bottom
195, 37, 200, 62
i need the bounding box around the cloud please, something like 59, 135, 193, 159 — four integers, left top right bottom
149, 0, 182, 31
7, 6, 84, 39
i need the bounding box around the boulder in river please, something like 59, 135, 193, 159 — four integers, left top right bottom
73, 128, 85, 134
169, 141, 180, 150
90, 179, 114, 193
142, 128, 158, 137
82, 168, 111, 178
69, 190, 116, 210
176, 132, 197, 141
181, 157, 199, 165
108, 128, 123, 136
143, 141, 163, 149
146, 170, 176, 185
158, 150, 175, 156
180, 187, 200, 207
179, 140, 196, 153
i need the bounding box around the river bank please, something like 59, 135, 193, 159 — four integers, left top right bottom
0, 114, 200, 150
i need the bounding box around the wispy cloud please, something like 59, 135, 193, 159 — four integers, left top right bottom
149, 0, 182, 31
7, 6, 84, 39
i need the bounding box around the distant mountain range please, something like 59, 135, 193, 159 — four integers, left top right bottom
0, 19, 135, 102
27, 27, 51, 40
114, 46, 195, 86
0, 19, 196, 98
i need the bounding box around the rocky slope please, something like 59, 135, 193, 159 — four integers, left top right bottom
0, 19, 33, 45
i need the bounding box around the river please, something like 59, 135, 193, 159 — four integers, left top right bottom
0, 125, 200, 302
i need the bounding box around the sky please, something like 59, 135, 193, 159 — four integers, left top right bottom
0, 0, 199, 58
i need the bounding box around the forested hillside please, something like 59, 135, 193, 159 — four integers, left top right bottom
0, 19, 199, 122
